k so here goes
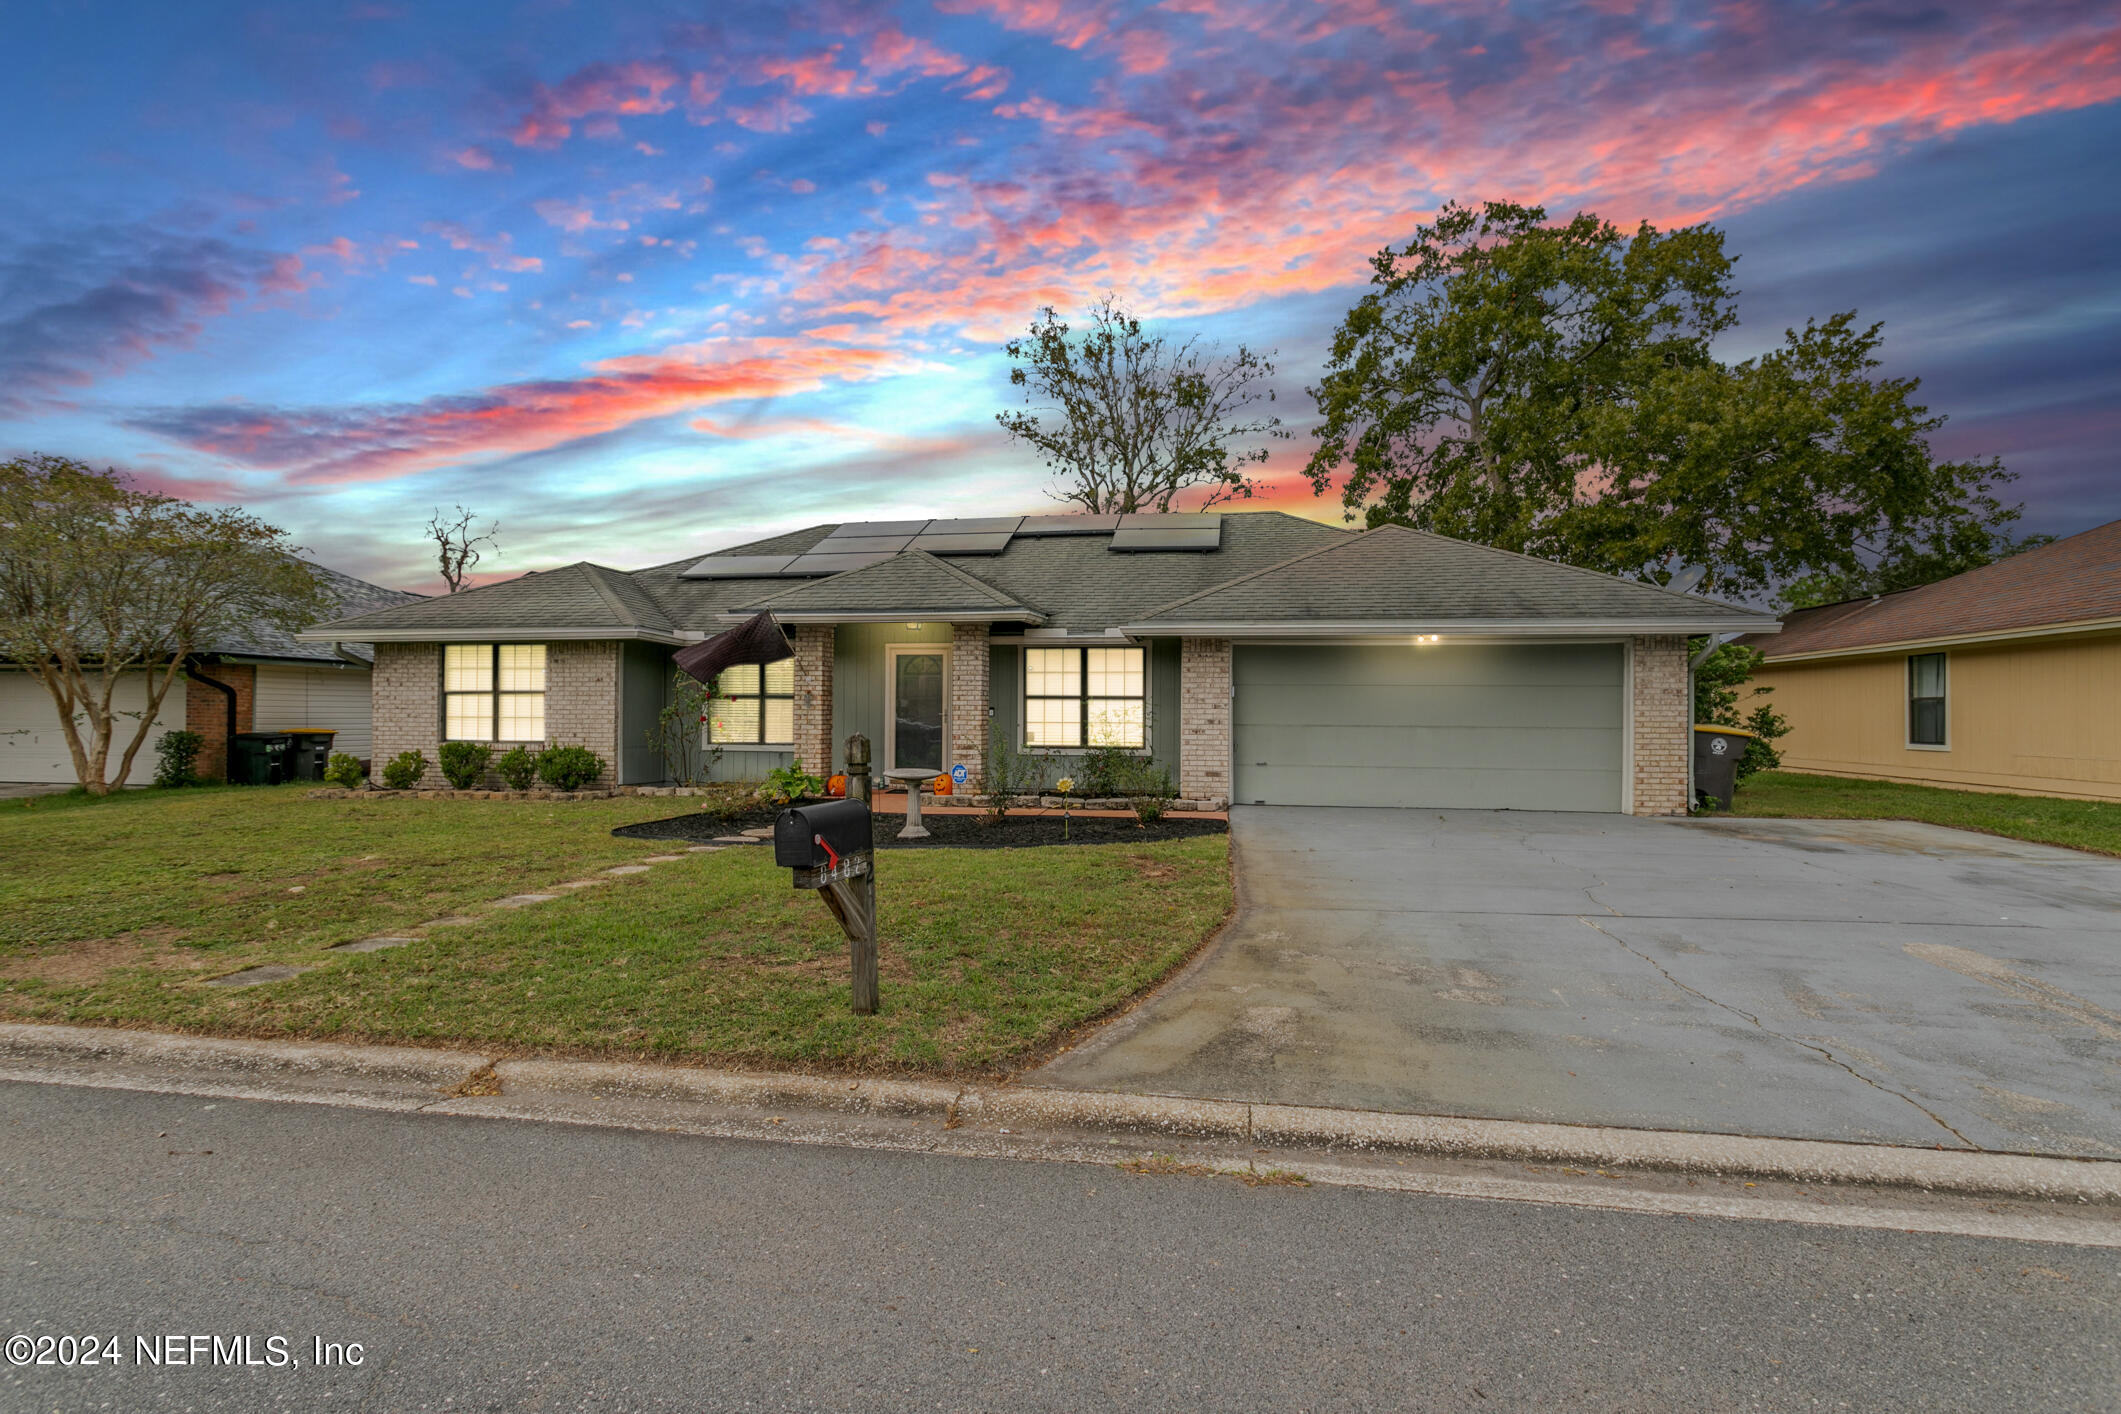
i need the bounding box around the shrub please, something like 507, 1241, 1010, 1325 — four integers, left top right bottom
380, 749, 428, 790
152, 730, 203, 788
982, 719, 1044, 820
1133, 795, 1168, 824
438, 740, 492, 789
535, 744, 605, 791
757, 760, 825, 805
495, 746, 537, 790
322, 752, 365, 789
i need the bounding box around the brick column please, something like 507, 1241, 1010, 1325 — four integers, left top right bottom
790, 624, 835, 775
369, 643, 439, 785
182, 663, 254, 781
1631, 634, 1690, 816
1179, 636, 1232, 806
546, 641, 619, 788
948, 623, 990, 790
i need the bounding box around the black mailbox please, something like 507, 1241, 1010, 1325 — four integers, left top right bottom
774, 798, 873, 868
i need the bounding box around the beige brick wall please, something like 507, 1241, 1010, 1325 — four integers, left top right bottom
1178, 636, 1232, 806
790, 625, 834, 775
1631, 634, 1690, 816
367, 639, 618, 788
949, 624, 989, 790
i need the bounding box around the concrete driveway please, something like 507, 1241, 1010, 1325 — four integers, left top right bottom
1034, 807, 2121, 1158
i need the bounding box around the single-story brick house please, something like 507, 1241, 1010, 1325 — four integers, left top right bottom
302, 512, 1776, 814
1737, 516, 2121, 802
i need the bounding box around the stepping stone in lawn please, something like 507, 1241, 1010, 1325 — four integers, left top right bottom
685, 845, 724, 853
640, 855, 684, 864
604, 864, 652, 875
332, 936, 413, 953
497, 893, 560, 907
739, 828, 774, 838
206, 965, 307, 988
421, 915, 480, 928
711, 836, 759, 844
554, 879, 606, 889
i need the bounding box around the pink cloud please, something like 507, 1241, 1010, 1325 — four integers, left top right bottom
509, 60, 682, 148
452, 145, 500, 171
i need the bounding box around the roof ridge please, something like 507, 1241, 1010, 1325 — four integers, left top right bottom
905, 549, 1040, 610
1382, 525, 1765, 614
576, 563, 647, 626
1127, 525, 1383, 620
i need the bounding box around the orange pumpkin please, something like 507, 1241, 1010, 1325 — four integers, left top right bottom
931, 774, 953, 796
826, 774, 847, 797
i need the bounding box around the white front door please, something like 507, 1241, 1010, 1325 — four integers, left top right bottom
884, 645, 950, 775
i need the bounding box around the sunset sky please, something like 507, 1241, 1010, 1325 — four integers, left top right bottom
4, 1, 2115, 592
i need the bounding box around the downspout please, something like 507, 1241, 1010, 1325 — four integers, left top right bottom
329, 642, 368, 669
187, 656, 238, 783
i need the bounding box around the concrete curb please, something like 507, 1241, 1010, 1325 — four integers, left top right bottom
3, 1023, 2117, 1204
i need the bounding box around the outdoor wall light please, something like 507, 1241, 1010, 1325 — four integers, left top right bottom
905, 622, 925, 629
1414, 633, 1443, 644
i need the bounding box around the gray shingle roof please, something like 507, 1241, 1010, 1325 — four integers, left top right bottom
212, 562, 421, 665
738, 550, 1042, 620
307, 561, 680, 641
1123, 526, 1779, 632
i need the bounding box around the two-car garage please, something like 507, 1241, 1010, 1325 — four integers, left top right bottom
1231, 642, 1628, 812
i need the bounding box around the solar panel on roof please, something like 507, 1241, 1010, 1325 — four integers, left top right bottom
1117, 512, 1223, 529
681, 554, 798, 578
811, 535, 915, 554
1109, 525, 1223, 552
783, 551, 898, 575
922, 516, 1024, 535
822, 519, 930, 540
909, 531, 1012, 555
1016, 514, 1121, 535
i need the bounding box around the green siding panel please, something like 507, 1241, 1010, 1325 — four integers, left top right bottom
830, 622, 951, 775
618, 642, 672, 785
1233, 643, 1625, 811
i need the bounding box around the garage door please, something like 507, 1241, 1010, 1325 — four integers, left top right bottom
1233, 643, 1626, 811
254, 664, 377, 760
0, 669, 181, 786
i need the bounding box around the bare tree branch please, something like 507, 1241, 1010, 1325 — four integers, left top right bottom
427, 505, 499, 593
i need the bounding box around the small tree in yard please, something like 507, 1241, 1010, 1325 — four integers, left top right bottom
647, 669, 720, 786
0, 455, 328, 795
1694, 642, 1789, 781
428, 505, 498, 594
999, 296, 1287, 513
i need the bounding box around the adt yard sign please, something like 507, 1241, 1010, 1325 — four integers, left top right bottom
951, 763, 968, 786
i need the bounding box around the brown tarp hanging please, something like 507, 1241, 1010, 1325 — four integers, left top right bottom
674, 610, 794, 685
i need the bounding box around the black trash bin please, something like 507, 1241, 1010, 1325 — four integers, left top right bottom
284, 728, 337, 782
1692, 725, 1758, 810
230, 732, 295, 786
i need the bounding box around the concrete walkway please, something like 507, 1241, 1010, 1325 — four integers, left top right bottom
1034, 807, 2121, 1159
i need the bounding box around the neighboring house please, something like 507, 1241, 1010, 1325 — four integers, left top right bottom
1737, 518, 2121, 802
0, 563, 419, 786
308, 512, 1772, 814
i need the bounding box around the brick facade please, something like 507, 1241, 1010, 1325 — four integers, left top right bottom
1630, 634, 1691, 816
1178, 636, 1232, 807
790, 624, 835, 775
948, 624, 989, 790
182, 663, 254, 781
368, 639, 618, 788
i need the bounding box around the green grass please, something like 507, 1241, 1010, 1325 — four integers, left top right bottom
1729, 771, 2121, 857
0, 784, 1231, 1072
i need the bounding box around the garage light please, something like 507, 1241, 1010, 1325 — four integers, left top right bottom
1414, 634, 1442, 644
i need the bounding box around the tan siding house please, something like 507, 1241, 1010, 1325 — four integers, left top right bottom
1743, 519, 2121, 802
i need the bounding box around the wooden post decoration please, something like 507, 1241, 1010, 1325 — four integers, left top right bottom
774, 794, 879, 1015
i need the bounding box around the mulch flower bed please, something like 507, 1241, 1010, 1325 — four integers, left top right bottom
612, 804, 1227, 850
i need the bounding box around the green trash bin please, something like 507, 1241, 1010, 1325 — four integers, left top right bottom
284, 728, 337, 782
1693, 725, 1758, 810
230, 732, 295, 786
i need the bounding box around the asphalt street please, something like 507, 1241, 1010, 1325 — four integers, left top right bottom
3, 1082, 2116, 1412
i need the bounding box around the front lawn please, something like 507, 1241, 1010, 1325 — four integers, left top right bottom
0, 785, 1231, 1072
1729, 771, 2121, 858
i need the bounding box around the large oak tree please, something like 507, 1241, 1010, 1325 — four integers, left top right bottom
1305, 201, 2024, 599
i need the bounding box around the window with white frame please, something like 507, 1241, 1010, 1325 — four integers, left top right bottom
1908, 652, 1947, 747
444, 644, 546, 742
1024, 645, 1146, 749
709, 659, 795, 745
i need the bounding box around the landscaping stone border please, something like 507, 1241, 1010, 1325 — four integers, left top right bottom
306, 785, 1231, 810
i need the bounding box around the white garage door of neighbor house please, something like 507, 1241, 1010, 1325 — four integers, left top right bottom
1233, 642, 1627, 812
0, 670, 182, 786
254, 665, 377, 759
